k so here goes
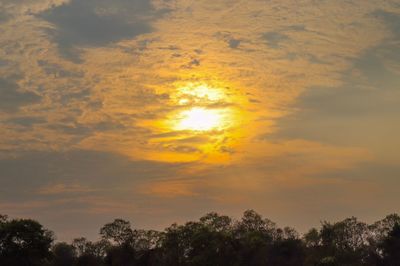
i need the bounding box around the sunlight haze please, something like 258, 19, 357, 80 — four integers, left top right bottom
0, 0, 399, 242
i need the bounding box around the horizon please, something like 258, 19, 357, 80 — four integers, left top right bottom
3, 210, 400, 243
0, 0, 399, 243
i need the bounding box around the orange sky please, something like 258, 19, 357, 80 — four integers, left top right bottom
0, 0, 399, 241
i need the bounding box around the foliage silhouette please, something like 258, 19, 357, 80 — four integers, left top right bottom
1, 210, 400, 266
0, 216, 53, 266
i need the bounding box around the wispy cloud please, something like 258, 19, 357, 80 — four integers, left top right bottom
0, 0, 399, 241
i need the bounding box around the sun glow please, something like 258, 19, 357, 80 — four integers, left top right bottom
176, 107, 223, 131
145, 82, 248, 162
177, 84, 224, 102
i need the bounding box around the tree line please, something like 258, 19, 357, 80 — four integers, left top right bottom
1, 210, 400, 266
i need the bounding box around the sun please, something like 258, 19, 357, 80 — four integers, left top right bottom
176, 107, 223, 131
147, 82, 248, 162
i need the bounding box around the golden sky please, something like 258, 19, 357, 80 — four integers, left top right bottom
0, 0, 399, 240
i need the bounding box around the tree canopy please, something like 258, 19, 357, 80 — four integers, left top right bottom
1, 211, 399, 266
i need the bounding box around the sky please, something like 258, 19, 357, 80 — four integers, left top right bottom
0, 0, 399, 241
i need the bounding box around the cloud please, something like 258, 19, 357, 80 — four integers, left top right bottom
45, 120, 125, 137
372, 10, 400, 40
0, 0, 400, 240
39, 0, 163, 61
214, 32, 242, 49
0, 148, 190, 240
6, 116, 47, 127
0, 9, 10, 22
0, 149, 186, 201
182, 58, 201, 68
166, 144, 200, 153
140, 179, 200, 198
368, 10, 400, 75
274, 82, 399, 149
0, 78, 41, 112
228, 38, 241, 49
273, 38, 400, 163
37, 183, 98, 195
37, 60, 84, 78
262, 31, 289, 48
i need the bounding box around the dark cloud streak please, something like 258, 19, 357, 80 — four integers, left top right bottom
0, 149, 187, 201
39, 0, 160, 61
0, 78, 41, 112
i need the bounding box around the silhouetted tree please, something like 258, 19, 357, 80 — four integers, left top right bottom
200, 212, 233, 232
304, 228, 322, 265
72, 237, 106, 266
0, 214, 7, 223
100, 218, 150, 265
160, 219, 238, 266
104, 243, 136, 266
268, 237, 305, 266
232, 210, 277, 266
50, 242, 76, 266
0, 216, 54, 266
380, 223, 400, 266
2, 211, 400, 266
100, 219, 134, 246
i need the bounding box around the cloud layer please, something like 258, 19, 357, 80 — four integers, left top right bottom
0, 0, 399, 240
